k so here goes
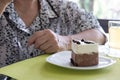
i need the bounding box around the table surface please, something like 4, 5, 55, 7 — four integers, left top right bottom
0, 53, 119, 80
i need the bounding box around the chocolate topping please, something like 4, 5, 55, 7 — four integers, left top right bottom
72, 39, 94, 44
72, 40, 80, 44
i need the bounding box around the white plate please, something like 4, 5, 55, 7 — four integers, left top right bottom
46, 51, 116, 70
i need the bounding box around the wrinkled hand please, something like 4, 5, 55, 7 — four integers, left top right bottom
28, 29, 70, 53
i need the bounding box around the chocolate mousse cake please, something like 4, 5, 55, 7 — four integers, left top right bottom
71, 39, 98, 67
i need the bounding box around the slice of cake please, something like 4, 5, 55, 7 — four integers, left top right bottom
71, 39, 99, 67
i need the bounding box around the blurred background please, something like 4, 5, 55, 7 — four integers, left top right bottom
69, 0, 120, 20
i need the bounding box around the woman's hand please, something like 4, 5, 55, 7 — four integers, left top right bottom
28, 29, 71, 53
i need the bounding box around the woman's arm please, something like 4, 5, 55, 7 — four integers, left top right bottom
0, 0, 11, 16
68, 29, 105, 45
28, 28, 106, 53
60, 28, 106, 50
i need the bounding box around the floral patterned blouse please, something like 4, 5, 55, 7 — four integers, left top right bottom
0, 0, 105, 67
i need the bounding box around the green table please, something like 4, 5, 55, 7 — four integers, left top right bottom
0, 54, 119, 80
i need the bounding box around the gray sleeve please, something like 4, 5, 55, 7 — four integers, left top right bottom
63, 1, 107, 43
63, 1, 104, 34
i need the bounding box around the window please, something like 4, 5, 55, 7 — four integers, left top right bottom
69, 0, 120, 20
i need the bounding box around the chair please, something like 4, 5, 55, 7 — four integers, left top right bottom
98, 19, 120, 33
98, 19, 109, 33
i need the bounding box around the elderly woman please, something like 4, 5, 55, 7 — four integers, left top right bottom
0, 0, 106, 67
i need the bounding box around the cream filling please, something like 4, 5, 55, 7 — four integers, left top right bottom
72, 42, 98, 54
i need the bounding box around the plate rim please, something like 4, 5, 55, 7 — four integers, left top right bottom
46, 51, 116, 70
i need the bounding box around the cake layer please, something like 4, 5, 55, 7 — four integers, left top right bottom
71, 52, 98, 66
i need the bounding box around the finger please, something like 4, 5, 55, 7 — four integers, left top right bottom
44, 45, 59, 53
44, 40, 59, 53
34, 35, 48, 49
38, 40, 53, 51
28, 30, 45, 45
35, 29, 58, 48
39, 43, 51, 51
34, 30, 55, 48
